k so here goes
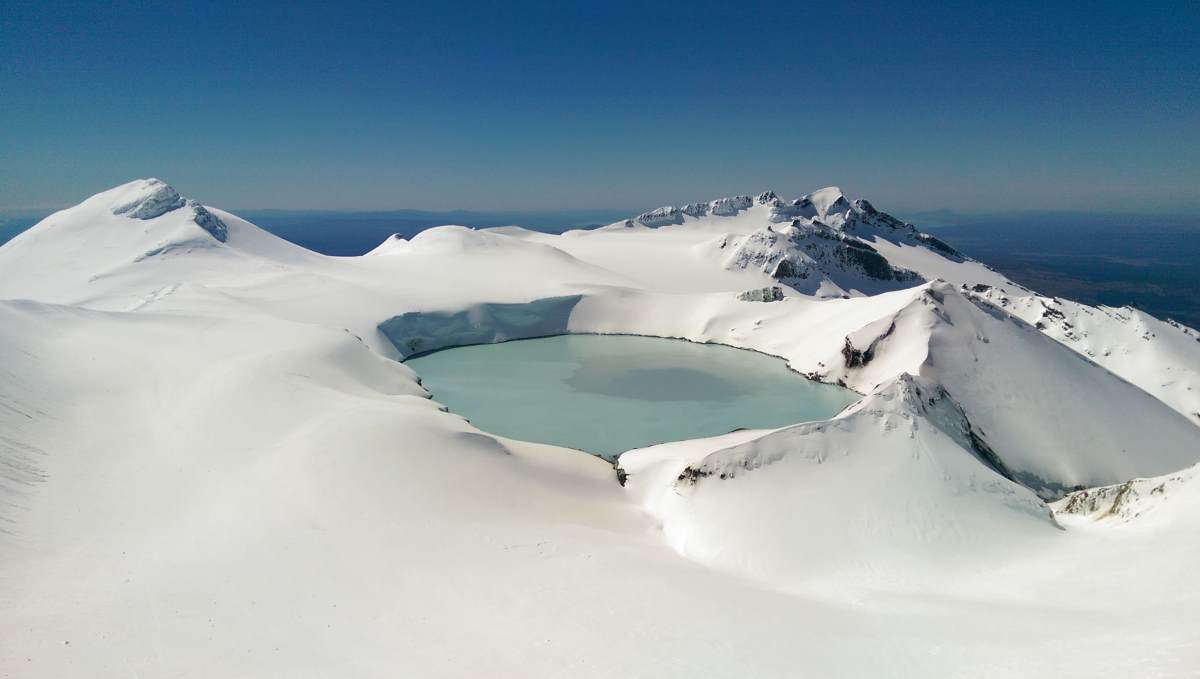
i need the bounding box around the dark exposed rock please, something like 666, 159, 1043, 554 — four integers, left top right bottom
839, 243, 897, 279
915, 233, 960, 257
1041, 304, 1066, 321
614, 463, 628, 487
676, 466, 713, 485
842, 321, 895, 368
191, 202, 228, 242
771, 258, 805, 280
737, 286, 785, 302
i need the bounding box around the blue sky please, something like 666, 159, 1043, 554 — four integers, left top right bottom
2, 0, 1197, 213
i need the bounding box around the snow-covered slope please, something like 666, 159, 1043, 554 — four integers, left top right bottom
0, 179, 324, 309
836, 281, 1200, 495
2, 179, 1199, 678
968, 284, 1200, 425
620, 374, 1061, 594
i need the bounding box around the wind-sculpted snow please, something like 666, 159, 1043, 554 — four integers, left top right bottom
3, 179, 1200, 677
109, 179, 228, 242
111, 178, 187, 219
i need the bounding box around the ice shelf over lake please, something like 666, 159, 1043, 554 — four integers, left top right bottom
407, 334, 860, 458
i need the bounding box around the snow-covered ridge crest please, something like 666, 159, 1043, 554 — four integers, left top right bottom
111, 178, 186, 219
364, 233, 408, 256
631, 195, 755, 227
108, 177, 228, 242
810, 280, 1200, 497
720, 220, 922, 297
598, 185, 965, 299
624, 185, 960, 260
673, 374, 1019, 491
1053, 463, 1200, 525
619, 371, 1059, 592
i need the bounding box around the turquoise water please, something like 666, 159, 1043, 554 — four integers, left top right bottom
406, 334, 860, 459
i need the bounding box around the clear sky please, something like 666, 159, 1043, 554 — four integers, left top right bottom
2, 0, 1197, 213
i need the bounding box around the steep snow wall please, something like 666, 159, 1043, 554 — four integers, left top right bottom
377, 295, 583, 357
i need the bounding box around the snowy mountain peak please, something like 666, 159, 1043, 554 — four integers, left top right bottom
805, 186, 848, 219
626, 187, 877, 231
624, 187, 950, 262
721, 219, 922, 297
104, 178, 228, 242
110, 178, 186, 219
852, 198, 878, 215
631, 195, 759, 226
710, 195, 753, 216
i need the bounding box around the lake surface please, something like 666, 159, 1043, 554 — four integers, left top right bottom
406, 334, 860, 459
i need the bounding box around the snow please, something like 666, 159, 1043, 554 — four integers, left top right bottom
620, 374, 1061, 595
1053, 462, 1200, 526
2, 180, 1199, 677
110, 178, 186, 219
806, 185, 849, 220
968, 285, 1200, 425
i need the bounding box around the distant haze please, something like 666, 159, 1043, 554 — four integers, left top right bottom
2, 2, 1198, 213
